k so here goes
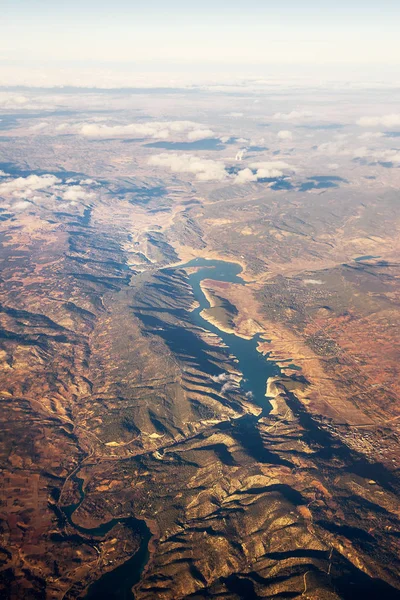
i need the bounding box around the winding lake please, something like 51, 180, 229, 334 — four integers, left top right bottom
182, 258, 279, 413
64, 257, 281, 599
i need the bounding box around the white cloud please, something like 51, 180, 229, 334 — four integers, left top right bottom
317, 139, 400, 164
364, 149, 400, 164
211, 373, 231, 384
232, 159, 296, 184
0, 174, 61, 197
0, 173, 101, 210
149, 153, 296, 185
234, 162, 291, 185
249, 160, 295, 172
79, 120, 215, 141
358, 131, 384, 139
62, 185, 94, 201
234, 168, 257, 184
148, 153, 227, 181
221, 380, 239, 394
187, 128, 215, 141
13, 200, 33, 211
357, 114, 400, 128
256, 168, 284, 178
273, 110, 312, 121
277, 130, 293, 140
317, 141, 346, 155
227, 112, 244, 117
30, 122, 49, 132
0, 93, 30, 109
211, 372, 239, 394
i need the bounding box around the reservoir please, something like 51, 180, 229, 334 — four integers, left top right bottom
66, 257, 281, 599
61, 257, 400, 600
182, 258, 279, 413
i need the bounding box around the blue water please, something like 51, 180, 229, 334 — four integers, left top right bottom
182, 258, 279, 412
62, 476, 151, 600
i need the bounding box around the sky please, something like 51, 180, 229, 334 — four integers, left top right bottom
1, 1, 400, 86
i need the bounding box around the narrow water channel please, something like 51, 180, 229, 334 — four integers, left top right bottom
61, 474, 151, 600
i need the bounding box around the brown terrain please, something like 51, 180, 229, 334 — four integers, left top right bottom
0, 151, 400, 600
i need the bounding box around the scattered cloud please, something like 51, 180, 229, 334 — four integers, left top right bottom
187, 128, 215, 141
211, 373, 231, 384
211, 372, 240, 394
30, 122, 49, 133
13, 200, 32, 211
148, 151, 297, 185
0, 174, 61, 197
273, 110, 312, 121
363, 149, 400, 164
255, 167, 285, 178
62, 185, 94, 202
249, 160, 295, 173
148, 153, 227, 181
234, 168, 257, 184
0, 93, 30, 109
221, 380, 239, 394
317, 138, 400, 164
234, 160, 295, 184
357, 114, 400, 127
358, 131, 384, 139
277, 130, 293, 140
0, 174, 100, 210
79, 120, 215, 141
317, 141, 346, 155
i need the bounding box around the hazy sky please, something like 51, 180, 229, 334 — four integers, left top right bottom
2, 0, 400, 67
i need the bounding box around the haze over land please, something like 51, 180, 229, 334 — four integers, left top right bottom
1, 2, 400, 599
